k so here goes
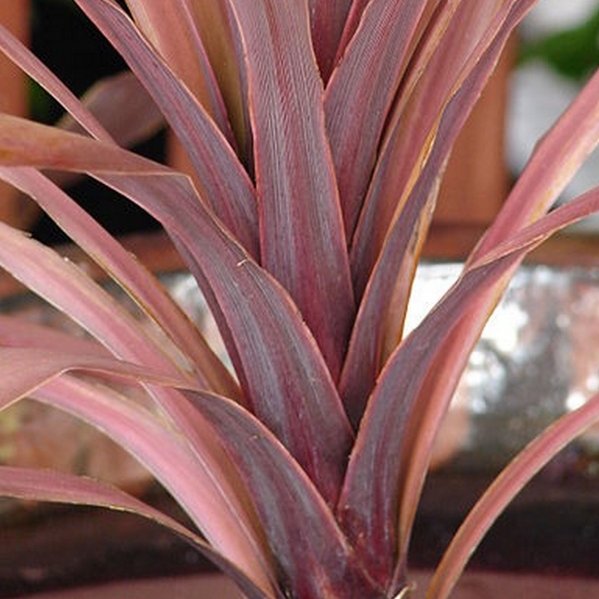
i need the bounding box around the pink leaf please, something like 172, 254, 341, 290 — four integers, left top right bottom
72, 0, 259, 256
325, 0, 429, 239
341, 0, 533, 426
124, 0, 235, 146
339, 186, 599, 590
0, 465, 275, 599
426, 389, 599, 599
0, 347, 179, 410
29, 375, 277, 596
0, 120, 353, 505
185, 389, 382, 599
0, 166, 239, 399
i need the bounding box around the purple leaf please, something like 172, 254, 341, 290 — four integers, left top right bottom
0, 347, 183, 416
57, 70, 164, 144
27, 375, 277, 596
340, 0, 534, 427
0, 20, 112, 142
472, 63, 599, 260
124, 0, 235, 146
228, 0, 355, 380
0, 120, 354, 505
0, 220, 187, 378
185, 389, 382, 599
325, 0, 429, 239
339, 187, 599, 591
308, 0, 353, 81
72, 0, 259, 257
0, 166, 239, 399
184, 0, 252, 160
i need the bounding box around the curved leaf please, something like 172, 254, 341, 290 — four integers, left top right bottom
0, 21, 112, 142
471, 61, 599, 260
0, 347, 179, 410
0, 166, 239, 399
0, 121, 353, 506
426, 389, 599, 599
185, 389, 382, 599
28, 375, 277, 597
228, 0, 355, 380
340, 0, 533, 426
72, 0, 259, 257
339, 186, 599, 591
0, 220, 187, 378
56, 70, 164, 145
0, 314, 108, 355
395, 49, 599, 584
0, 465, 275, 599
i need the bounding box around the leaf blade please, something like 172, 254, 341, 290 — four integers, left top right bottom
29, 375, 277, 596
0, 465, 275, 599
124, 0, 234, 145
0, 166, 239, 399
228, 0, 355, 380
185, 389, 382, 599
72, 0, 259, 256
425, 389, 599, 599
339, 186, 599, 590
325, 0, 429, 239
0, 122, 354, 506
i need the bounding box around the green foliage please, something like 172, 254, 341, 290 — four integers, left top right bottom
520, 6, 599, 81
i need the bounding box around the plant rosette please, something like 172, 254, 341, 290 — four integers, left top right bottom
2, 2, 599, 598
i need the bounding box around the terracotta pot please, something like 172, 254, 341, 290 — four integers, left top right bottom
12, 570, 599, 599
12, 574, 243, 599
0, 1, 40, 230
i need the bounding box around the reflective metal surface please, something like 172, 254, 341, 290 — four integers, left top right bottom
409, 263, 599, 475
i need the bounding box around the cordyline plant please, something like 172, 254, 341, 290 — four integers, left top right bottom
1, 1, 599, 598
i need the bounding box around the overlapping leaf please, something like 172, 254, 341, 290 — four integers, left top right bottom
29, 375, 277, 596
0, 465, 275, 599
0, 20, 111, 142
0, 166, 239, 399
186, 389, 382, 599
340, 0, 532, 427
0, 347, 177, 410
124, 0, 234, 146
308, 0, 353, 81
73, 0, 259, 256
0, 117, 353, 506
186, 0, 251, 159
394, 57, 599, 577
340, 186, 599, 593
325, 0, 429, 240
228, 0, 355, 380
